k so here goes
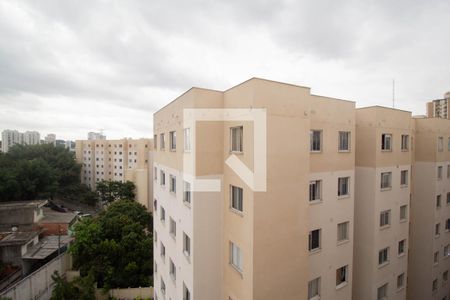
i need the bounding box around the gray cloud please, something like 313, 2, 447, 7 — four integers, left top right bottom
0, 0, 449, 140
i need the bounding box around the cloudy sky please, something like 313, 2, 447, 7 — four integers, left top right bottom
0, 0, 449, 140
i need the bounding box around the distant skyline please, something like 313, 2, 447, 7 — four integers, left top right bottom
0, 0, 449, 140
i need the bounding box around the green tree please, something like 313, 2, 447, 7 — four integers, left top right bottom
96, 180, 136, 205
0, 144, 97, 204
70, 200, 152, 289
50, 271, 95, 300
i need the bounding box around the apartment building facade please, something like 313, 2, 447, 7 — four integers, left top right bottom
1, 129, 40, 152
409, 117, 450, 300
427, 92, 450, 119
75, 138, 152, 208
152, 78, 355, 300
353, 107, 413, 300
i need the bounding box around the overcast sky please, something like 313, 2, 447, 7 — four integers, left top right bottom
0, 0, 449, 140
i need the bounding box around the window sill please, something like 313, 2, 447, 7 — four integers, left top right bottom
183, 200, 191, 209
229, 263, 243, 277
380, 225, 391, 231
310, 150, 322, 154
337, 239, 350, 246
336, 282, 348, 290
401, 149, 409, 152
309, 199, 323, 205
380, 187, 392, 192
400, 184, 409, 189
183, 251, 191, 263
398, 252, 406, 258
338, 150, 351, 153
435, 234, 440, 239
170, 149, 176, 152
309, 295, 321, 300
337, 194, 350, 200
396, 286, 405, 293
381, 149, 392, 152
309, 248, 322, 255
433, 262, 438, 267
400, 219, 407, 224
184, 150, 191, 153
378, 261, 390, 269
230, 151, 244, 155
230, 207, 244, 217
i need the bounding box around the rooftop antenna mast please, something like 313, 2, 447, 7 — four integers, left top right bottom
392, 79, 395, 108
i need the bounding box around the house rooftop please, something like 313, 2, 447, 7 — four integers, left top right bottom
0, 200, 47, 211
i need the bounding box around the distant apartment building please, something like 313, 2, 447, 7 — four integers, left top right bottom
87, 131, 106, 140
409, 117, 450, 300
75, 138, 153, 208
153, 78, 355, 300
1, 129, 40, 152
353, 107, 413, 300
427, 92, 450, 119
44, 133, 56, 145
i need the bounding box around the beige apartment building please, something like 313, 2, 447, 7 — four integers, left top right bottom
409, 117, 450, 300
75, 138, 153, 208
152, 78, 355, 300
353, 107, 413, 300
427, 92, 450, 119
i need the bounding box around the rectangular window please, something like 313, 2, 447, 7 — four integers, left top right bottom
435, 223, 441, 236
438, 166, 443, 179
446, 219, 450, 231
169, 131, 176, 151
400, 170, 408, 186
437, 195, 442, 208
336, 265, 348, 286
381, 172, 392, 189
401, 134, 409, 151
448, 138, 450, 151
379, 247, 389, 265
434, 251, 439, 264
397, 273, 405, 290
183, 181, 191, 204
308, 277, 320, 299
160, 170, 165, 186
309, 180, 322, 202
432, 279, 438, 292
184, 128, 191, 151
337, 221, 349, 242
169, 217, 176, 237
160, 242, 165, 259
381, 134, 392, 151
377, 283, 388, 300
153, 135, 157, 149
447, 193, 450, 205
398, 239, 406, 255
169, 259, 176, 280
154, 167, 157, 181
339, 131, 350, 151
230, 126, 243, 152
160, 206, 165, 223
438, 137, 444, 152
309, 229, 321, 251
183, 283, 191, 300
444, 244, 449, 258
160, 133, 165, 150
230, 241, 243, 272
161, 277, 166, 295
400, 205, 408, 222
380, 210, 391, 227
230, 185, 243, 212
310, 130, 322, 152
447, 165, 450, 178
338, 177, 350, 197
170, 175, 176, 193
443, 271, 448, 282
183, 232, 191, 257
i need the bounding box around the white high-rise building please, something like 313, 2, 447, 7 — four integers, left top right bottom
45, 134, 56, 145
88, 132, 106, 140
1, 130, 23, 152
23, 131, 40, 145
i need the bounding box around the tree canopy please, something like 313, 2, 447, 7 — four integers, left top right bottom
0, 144, 96, 204
70, 200, 153, 289
96, 180, 136, 205
50, 271, 95, 300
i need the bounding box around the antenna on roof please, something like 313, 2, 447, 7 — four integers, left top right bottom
392, 79, 395, 108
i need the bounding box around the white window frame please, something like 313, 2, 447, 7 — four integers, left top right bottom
169, 131, 176, 151
378, 247, 389, 266
438, 166, 443, 180
400, 205, 407, 222
438, 137, 444, 152
308, 277, 321, 300
338, 177, 350, 197
338, 131, 350, 152
183, 232, 191, 258
398, 239, 406, 256
337, 221, 349, 243
336, 265, 348, 287
160, 133, 165, 150
401, 134, 409, 151
183, 181, 191, 205
397, 273, 405, 290
230, 241, 243, 273
169, 217, 176, 237
400, 170, 408, 186
230, 126, 243, 153
377, 283, 388, 300
170, 175, 176, 194
310, 130, 322, 152
381, 133, 392, 151
160, 170, 165, 186
184, 128, 191, 152
309, 180, 322, 202
380, 210, 391, 228
230, 185, 243, 213
381, 172, 392, 190
309, 229, 321, 252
